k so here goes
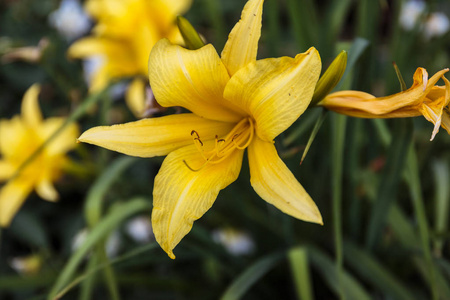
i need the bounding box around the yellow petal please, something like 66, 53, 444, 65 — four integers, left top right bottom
68, 38, 138, 76
224, 48, 321, 141
0, 179, 33, 227
152, 142, 244, 259
125, 78, 147, 118
36, 177, 59, 202
0, 160, 15, 181
221, 0, 264, 76
21, 84, 42, 127
78, 113, 235, 157
0, 117, 29, 160
148, 39, 245, 122
39, 118, 79, 155
248, 137, 322, 224
161, 0, 192, 15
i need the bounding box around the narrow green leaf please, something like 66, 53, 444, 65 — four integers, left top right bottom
55, 243, 158, 300
82, 156, 137, 300
392, 62, 407, 92
432, 160, 450, 256
47, 198, 151, 300
202, 0, 226, 49
283, 109, 321, 147
288, 247, 314, 300
331, 113, 347, 300
300, 109, 328, 164
85, 156, 138, 228
286, 0, 319, 51
344, 241, 416, 300
406, 146, 439, 300
220, 252, 284, 300
309, 246, 371, 300
366, 119, 413, 250
336, 38, 370, 91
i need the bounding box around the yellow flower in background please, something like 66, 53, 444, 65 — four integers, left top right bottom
68, 0, 192, 117
319, 67, 450, 140
0, 85, 78, 226
79, 0, 323, 259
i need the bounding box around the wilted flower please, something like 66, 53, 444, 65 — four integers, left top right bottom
79, 0, 323, 259
318, 68, 450, 140
0, 85, 78, 226
49, 0, 91, 41
1, 38, 49, 64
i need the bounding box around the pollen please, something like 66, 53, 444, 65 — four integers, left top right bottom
184, 118, 255, 171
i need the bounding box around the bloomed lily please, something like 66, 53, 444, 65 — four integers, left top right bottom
68, 0, 192, 117
318, 67, 450, 140
78, 0, 323, 258
0, 85, 79, 226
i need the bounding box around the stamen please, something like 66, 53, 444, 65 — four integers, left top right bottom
183, 159, 208, 172
185, 117, 256, 171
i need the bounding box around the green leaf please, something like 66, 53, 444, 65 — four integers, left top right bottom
288, 247, 314, 300
331, 113, 347, 300
344, 241, 416, 300
220, 252, 284, 300
47, 198, 151, 300
309, 246, 371, 300
365, 118, 413, 250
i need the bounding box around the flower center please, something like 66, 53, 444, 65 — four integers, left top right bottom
184, 117, 255, 171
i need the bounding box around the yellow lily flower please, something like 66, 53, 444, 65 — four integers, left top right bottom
0, 85, 79, 227
68, 0, 192, 94
318, 68, 450, 140
79, 0, 323, 258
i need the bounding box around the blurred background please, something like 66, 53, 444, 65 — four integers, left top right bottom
1, 0, 450, 299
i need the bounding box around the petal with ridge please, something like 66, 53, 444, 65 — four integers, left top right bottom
21, 84, 42, 127
224, 48, 321, 141
149, 39, 245, 122
152, 142, 244, 259
248, 137, 322, 224
78, 113, 235, 157
221, 0, 263, 76
0, 179, 34, 227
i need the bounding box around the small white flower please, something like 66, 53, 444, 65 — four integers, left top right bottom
82, 55, 104, 84
71, 228, 121, 258
399, 0, 426, 31
212, 228, 255, 256
49, 0, 91, 41
125, 216, 154, 243
424, 12, 450, 39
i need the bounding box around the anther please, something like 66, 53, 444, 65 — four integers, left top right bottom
194, 138, 203, 146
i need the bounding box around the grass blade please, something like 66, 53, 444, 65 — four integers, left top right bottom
331, 113, 347, 300
47, 198, 151, 300
220, 252, 284, 300
288, 247, 314, 300
344, 241, 416, 300
365, 119, 413, 250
